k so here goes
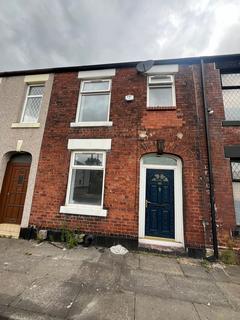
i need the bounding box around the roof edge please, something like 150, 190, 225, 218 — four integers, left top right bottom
0, 53, 240, 77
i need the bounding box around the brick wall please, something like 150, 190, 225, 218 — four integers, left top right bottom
30, 64, 213, 249
204, 63, 240, 247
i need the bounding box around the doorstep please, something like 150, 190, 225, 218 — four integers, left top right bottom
138, 237, 185, 254
0, 223, 20, 239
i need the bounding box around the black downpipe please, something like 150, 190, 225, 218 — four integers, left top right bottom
200, 59, 219, 260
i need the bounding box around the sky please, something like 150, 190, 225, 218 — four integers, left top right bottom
0, 0, 240, 72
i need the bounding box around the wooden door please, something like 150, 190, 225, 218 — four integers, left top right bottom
145, 169, 175, 238
0, 162, 30, 224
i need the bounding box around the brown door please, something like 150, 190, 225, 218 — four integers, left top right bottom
0, 162, 30, 224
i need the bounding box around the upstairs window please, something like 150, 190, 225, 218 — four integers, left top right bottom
77, 79, 111, 122
147, 75, 176, 108
221, 73, 240, 120
21, 84, 44, 123
231, 160, 240, 226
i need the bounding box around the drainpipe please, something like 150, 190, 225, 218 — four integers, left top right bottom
200, 59, 219, 260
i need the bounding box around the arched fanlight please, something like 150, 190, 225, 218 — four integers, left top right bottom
142, 153, 177, 166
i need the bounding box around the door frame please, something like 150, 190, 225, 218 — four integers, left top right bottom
139, 155, 184, 247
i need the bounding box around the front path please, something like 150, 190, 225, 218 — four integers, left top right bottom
0, 238, 239, 319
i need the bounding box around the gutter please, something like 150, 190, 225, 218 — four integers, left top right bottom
1, 52, 240, 77
200, 59, 219, 260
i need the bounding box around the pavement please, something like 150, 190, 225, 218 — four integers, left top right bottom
0, 238, 240, 320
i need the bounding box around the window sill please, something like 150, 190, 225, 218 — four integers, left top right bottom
70, 121, 113, 128
222, 120, 240, 127
11, 122, 40, 128
59, 205, 107, 217
146, 106, 176, 111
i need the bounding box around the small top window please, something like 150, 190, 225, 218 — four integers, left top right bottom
221, 73, 240, 121
74, 153, 103, 166
77, 79, 111, 122
21, 84, 44, 123
222, 73, 240, 87
147, 75, 176, 108
81, 80, 110, 92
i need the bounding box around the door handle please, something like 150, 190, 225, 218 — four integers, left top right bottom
145, 200, 168, 208
145, 200, 151, 208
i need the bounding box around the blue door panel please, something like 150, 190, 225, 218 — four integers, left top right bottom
145, 169, 174, 238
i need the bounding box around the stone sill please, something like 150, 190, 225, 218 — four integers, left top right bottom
70, 121, 113, 128
11, 122, 40, 128
60, 205, 107, 217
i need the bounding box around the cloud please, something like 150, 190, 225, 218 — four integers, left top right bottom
0, 0, 239, 71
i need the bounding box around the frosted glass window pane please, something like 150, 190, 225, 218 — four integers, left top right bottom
22, 97, 41, 123
69, 169, 103, 205
82, 81, 110, 92
143, 154, 177, 166
231, 162, 240, 180
74, 153, 103, 166
223, 89, 240, 120
222, 73, 240, 86
29, 85, 44, 95
79, 94, 109, 121
149, 87, 172, 107
232, 182, 240, 225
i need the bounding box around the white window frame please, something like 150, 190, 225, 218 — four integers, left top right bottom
71, 79, 113, 127
20, 84, 44, 123
221, 73, 240, 121
231, 160, 240, 226
60, 150, 107, 216
147, 75, 176, 108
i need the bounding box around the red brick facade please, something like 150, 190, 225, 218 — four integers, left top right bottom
29, 60, 240, 250
204, 62, 240, 249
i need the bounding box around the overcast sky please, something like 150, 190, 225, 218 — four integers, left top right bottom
0, 0, 240, 72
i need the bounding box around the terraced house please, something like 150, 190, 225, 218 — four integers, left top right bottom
0, 54, 240, 258
0, 72, 53, 238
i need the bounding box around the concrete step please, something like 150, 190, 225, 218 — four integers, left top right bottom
0, 223, 20, 238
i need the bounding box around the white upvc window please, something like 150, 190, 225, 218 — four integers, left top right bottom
76, 79, 111, 123
21, 84, 44, 123
147, 75, 176, 108
221, 73, 240, 120
62, 151, 107, 216
231, 160, 240, 226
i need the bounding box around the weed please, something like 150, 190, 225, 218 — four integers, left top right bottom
48, 234, 54, 242
36, 233, 44, 244
201, 259, 210, 270
220, 240, 238, 265
220, 249, 238, 265
61, 228, 78, 249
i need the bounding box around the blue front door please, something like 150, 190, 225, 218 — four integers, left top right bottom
145, 169, 175, 238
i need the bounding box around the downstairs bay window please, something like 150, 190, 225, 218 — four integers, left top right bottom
60, 151, 107, 216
